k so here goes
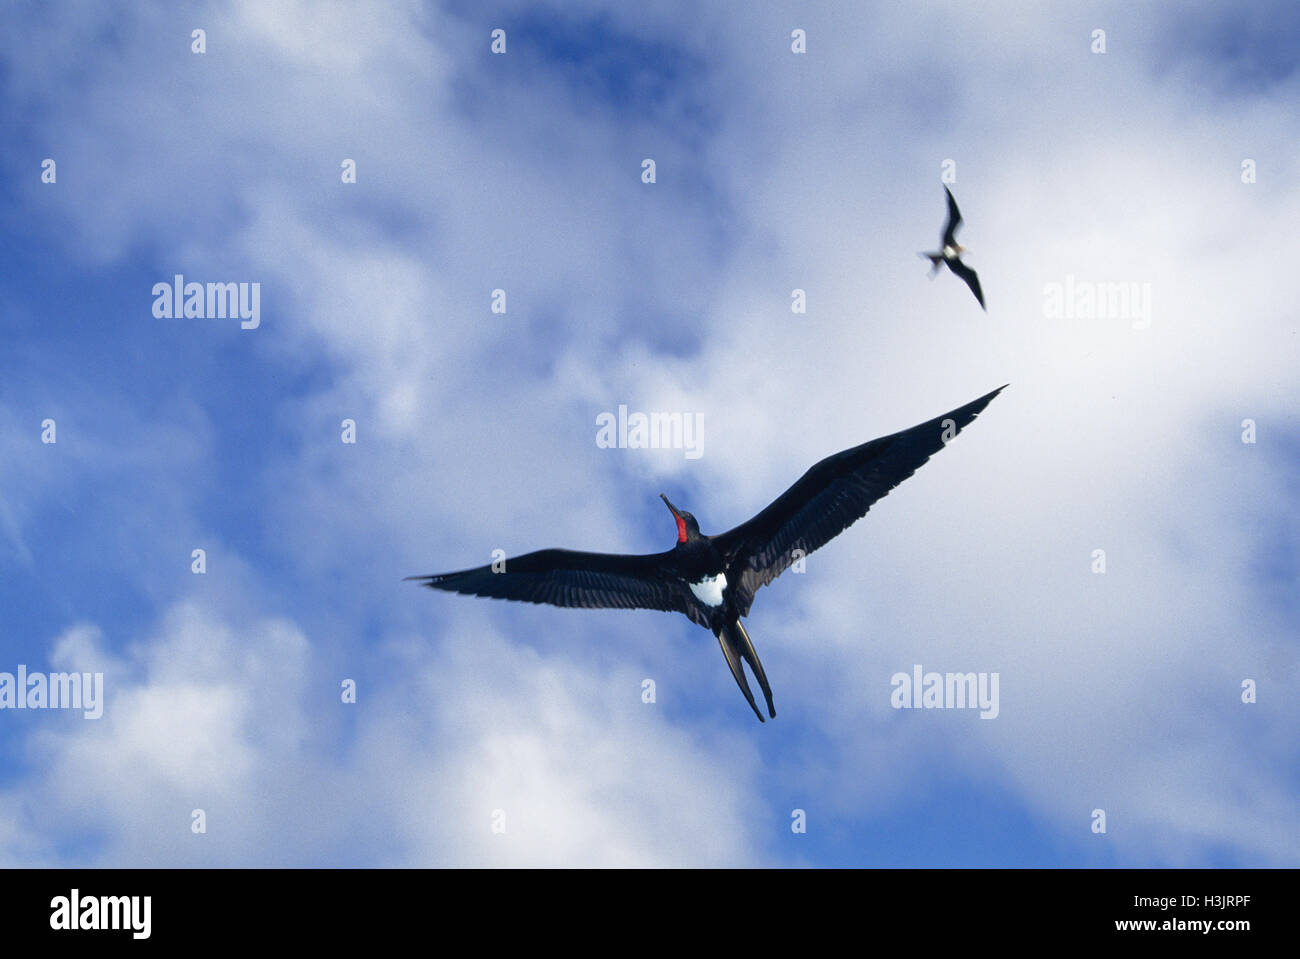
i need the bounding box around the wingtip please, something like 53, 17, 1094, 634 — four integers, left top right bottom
962, 384, 1008, 412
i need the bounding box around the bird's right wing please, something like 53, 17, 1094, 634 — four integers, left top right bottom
710, 386, 1005, 617
942, 186, 963, 247
947, 257, 986, 310
407, 547, 711, 627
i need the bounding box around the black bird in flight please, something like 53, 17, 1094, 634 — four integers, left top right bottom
921, 186, 985, 310
408, 386, 1005, 721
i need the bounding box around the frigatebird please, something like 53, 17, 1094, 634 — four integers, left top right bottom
408, 386, 1005, 721
921, 186, 985, 310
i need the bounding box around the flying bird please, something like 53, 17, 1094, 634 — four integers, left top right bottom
408, 386, 1005, 721
921, 186, 985, 310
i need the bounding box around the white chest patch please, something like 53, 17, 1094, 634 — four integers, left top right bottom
689, 572, 727, 607
943, 244, 958, 258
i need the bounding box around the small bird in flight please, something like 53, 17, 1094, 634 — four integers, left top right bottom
921, 186, 985, 310
409, 386, 1005, 721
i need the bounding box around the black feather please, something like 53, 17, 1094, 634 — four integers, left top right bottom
709, 385, 1005, 616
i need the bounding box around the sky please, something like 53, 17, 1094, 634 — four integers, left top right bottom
1, 0, 1297, 867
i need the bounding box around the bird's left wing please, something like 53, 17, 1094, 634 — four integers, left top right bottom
942, 186, 963, 247
407, 547, 712, 627
710, 386, 1005, 617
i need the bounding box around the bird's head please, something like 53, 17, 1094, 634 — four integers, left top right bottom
660, 494, 700, 544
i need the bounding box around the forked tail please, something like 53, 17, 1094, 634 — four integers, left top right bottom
715, 619, 776, 722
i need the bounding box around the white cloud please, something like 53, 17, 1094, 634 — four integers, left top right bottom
3, 602, 763, 867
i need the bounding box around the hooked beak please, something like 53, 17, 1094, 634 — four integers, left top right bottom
659, 493, 682, 519
661, 494, 689, 543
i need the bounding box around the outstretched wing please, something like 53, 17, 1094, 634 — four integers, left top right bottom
407, 547, 711, 627
941, 186, 963, 247
947, 257, 985, 310
709, 386, 1005, 617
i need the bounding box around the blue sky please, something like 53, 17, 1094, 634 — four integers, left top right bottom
1, 0, 1297, 867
